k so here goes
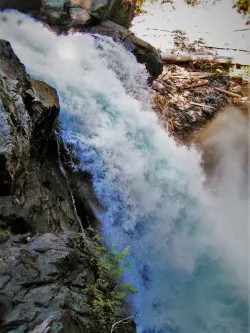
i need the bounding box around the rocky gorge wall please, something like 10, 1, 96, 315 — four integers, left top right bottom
0, 39, 135, 332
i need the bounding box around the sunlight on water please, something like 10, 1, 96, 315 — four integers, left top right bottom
0, 11, 248, 333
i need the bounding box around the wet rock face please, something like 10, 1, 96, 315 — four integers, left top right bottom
0, 0, 133, 26
42, 0, 136, 24
0, 232, 136, 332
0, 39, 135, 332
0, 232, 95, 333
0, 39, 94, 234
0, 39, 136, 333
83, 20, 163, 79
107, 0, 136, 29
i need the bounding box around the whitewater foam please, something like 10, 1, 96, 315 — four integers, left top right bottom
0, 11, 248, 333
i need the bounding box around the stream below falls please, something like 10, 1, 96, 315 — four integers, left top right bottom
0, 11, 248, 333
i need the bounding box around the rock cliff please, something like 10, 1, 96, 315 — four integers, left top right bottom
0, 39, 136, 333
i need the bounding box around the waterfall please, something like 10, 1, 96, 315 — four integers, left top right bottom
0, 11, 248, 333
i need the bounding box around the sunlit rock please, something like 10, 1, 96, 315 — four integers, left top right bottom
69, 7, 92, 25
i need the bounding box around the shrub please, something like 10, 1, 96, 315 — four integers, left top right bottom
86, 228, 137, 332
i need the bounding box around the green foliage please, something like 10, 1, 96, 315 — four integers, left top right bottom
86, 228, 137, 332
0, 228, 11, 243
234, 0, 249, 15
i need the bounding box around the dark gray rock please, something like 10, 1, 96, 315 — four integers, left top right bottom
107, 0, 136, 29
82, 20, 163, 79
0, 232, 136, 332
0, 233, 94, 333
0, 40, 136, 332
0, 40, 99, 234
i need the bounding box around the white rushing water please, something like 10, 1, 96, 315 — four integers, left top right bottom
0, 11, 248, 333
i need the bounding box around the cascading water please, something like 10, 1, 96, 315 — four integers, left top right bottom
0, 11, 248, 333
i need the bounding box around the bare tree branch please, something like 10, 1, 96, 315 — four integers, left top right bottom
110, 315, 136, 333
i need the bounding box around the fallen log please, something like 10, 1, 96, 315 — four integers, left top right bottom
161, 53, 233, 64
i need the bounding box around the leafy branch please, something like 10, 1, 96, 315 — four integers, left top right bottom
85, 228, 137, 332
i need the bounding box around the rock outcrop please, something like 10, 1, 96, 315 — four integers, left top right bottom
0, 39, 76, 234
0, 39, 136, 332
0, 0, 136, 28
0, 232, 94, 333
0, 232, 136, 333
82, 20, 163, 80
0, 0, 163, 79
0, 39, 100, 235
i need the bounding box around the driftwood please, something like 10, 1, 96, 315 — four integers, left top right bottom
186, 80, 209, 88
160, 72, 218, 81
190, 102, 215, 109
161, 54, 233, 64
110, 316, 136, 333
191, 72, 217, 80
214, 87, 242, 98
201, 45, 250, 53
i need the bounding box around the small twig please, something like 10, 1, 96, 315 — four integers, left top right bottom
190, 102, 215, 109
186, 80, 209, 88
232, 28, 250, 32
201, 45, 250, 53
167, 117, 175, 130
146, 27, 172, 32
110, 315, 136, 333
191, 73, 217, 80
170, 75, 190, 79
214, 87, 241, 98
160, 71, 171, 80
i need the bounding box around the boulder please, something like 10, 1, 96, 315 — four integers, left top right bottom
0, 232, 94, 332
0, 232, 136, 332
107, 0, 136, 29
82, 20, 163, 79
68, 7, 92, 25
0, 0, 136, 28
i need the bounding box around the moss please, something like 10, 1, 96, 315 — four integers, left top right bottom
0, 227, 11, 243
31, 79, 59, 110
234, 0, 249, 15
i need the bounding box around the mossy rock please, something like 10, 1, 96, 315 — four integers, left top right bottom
0, 227, 11, 243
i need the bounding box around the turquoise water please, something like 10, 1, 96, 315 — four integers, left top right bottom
0, 11, 248, 333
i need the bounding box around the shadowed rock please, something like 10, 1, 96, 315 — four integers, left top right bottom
0, 39, 98, 234
0, 39, 136, 333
